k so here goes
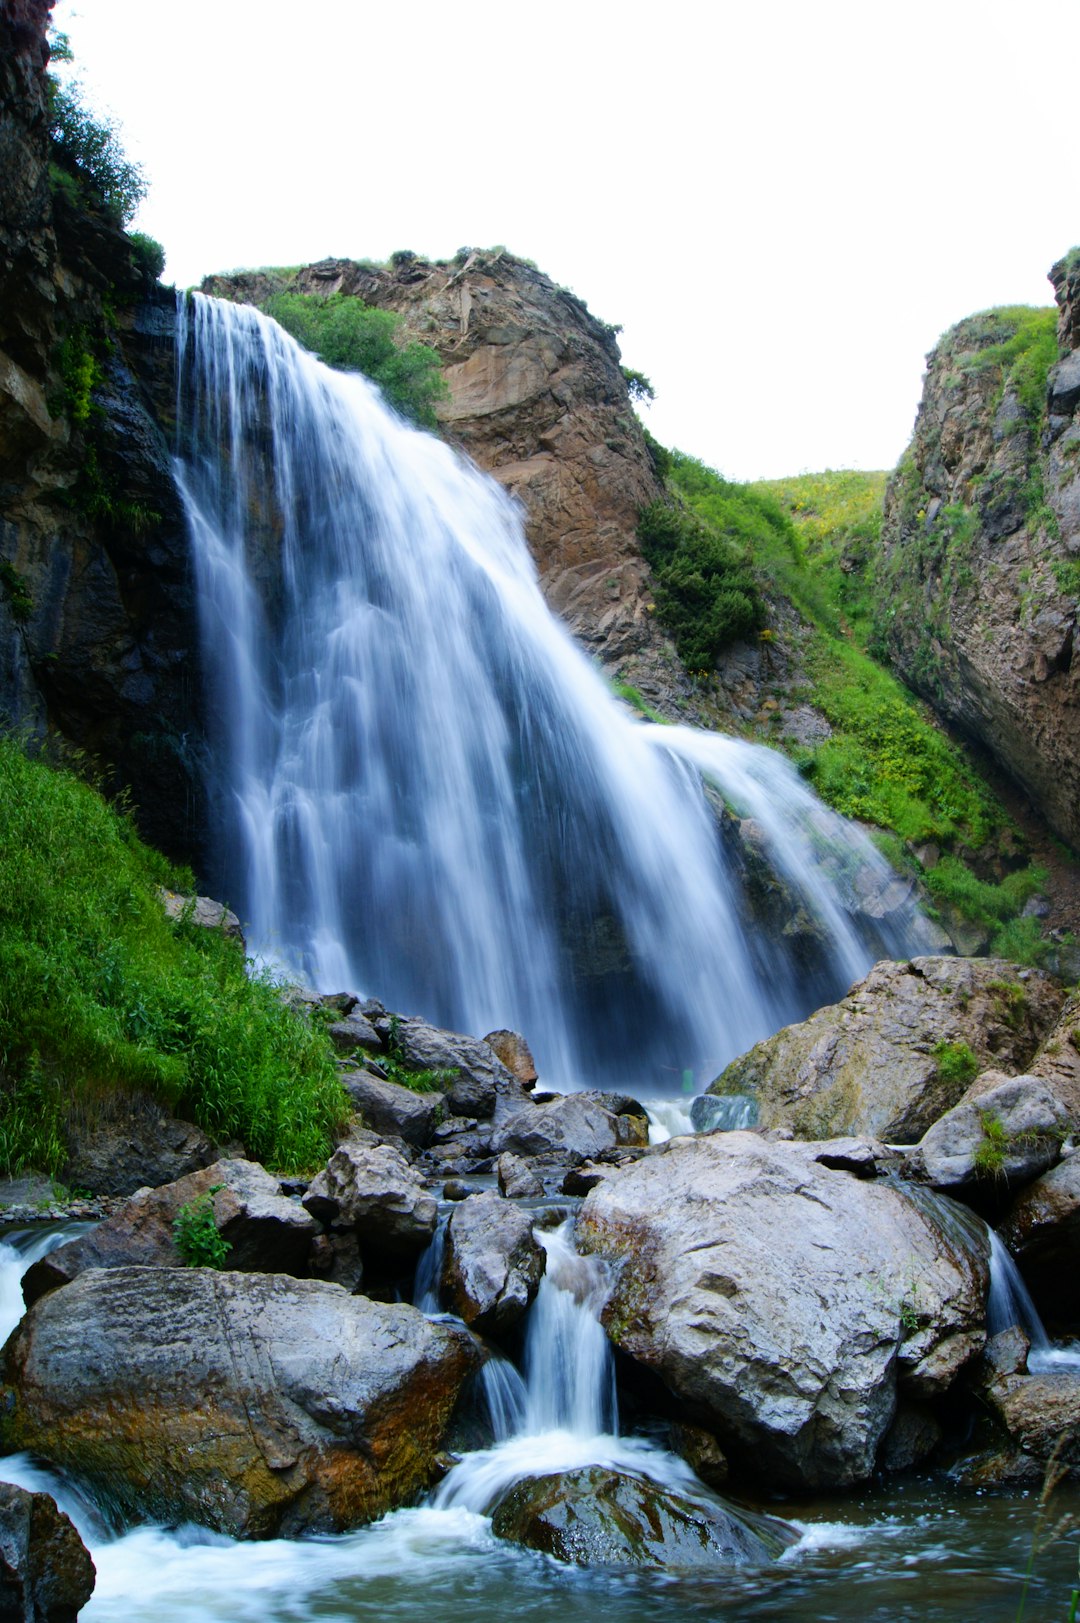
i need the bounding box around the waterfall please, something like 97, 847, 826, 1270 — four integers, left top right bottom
986, 1230, 1080, 1372
174, 292, 923, 1093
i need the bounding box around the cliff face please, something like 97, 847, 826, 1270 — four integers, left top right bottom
202, 253, 683, 693
878, 265, 1080, 850
0, 3, 202, 861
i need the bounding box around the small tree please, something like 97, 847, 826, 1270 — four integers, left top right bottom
46, 31, 147, 225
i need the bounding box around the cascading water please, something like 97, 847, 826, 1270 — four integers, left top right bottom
986, 1229, 1080, 1372
174, 293, 925, 1093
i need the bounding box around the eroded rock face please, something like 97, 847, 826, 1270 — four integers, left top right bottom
0, 1268, 478, 1538
491, 1093, 629, 1166
61, 1092, 217, 1198
489, 1466, 793, 1569
878, 275, 1080, 849
961, 1366, 1080, 1484
380, 1015, 526, 1122
0, 1479, 95, 1622
340, 1072, 443, 1149
577, 1132, 989, 1489
22, 1158, 318, 1306
707, 958, 1064, 1143
442, 1192, 545, 1335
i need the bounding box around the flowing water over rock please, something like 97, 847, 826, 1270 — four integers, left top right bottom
174, 293, 922, 1093
987, 1228, 1080, 1372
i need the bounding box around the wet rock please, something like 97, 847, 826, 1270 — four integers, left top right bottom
668, 1422, 729, 1487
706, 958, 1064, 1144
878, 1403, 943, 1473
325, 1014, 382, 1055
912, 1072, 1069, 1192
0, 1480, 96, 1621
303, 1141, 437, 1258
959, 1366, 1080, 1483
341, 1072, 443, 1148
1000, 1153, 1080, 1320
561, 1162, 617, 1196
809, 1136, 900, 1178
443, 1179, 470, 1202
442, 1192, 545, 1334
484, 1030, 538, 1088
489, 1466, 794, 1568
496, 1153, 544, 1199
23, 1158, 318, 1306
385, 1016, 524, 1120
577, 1132, 989, 1490
491, 1093, 625, 1166
61, 1093, 218, 1198
159, 888, 244, 945
0, 1268, 479, 1538
307, 1229, 364, 1292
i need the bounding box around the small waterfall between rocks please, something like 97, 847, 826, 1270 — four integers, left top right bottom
174, 293, 926, 1094
986, 1228, 1080, 1372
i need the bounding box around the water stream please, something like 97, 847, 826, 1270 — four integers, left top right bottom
173, 292, 926, 1095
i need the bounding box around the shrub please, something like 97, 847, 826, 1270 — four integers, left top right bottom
173, 1189, 231, 1268
263, 292, 445, 427
0, 736, 348, 1175
932, 1040, 980, 1093
128, 231, 165, 282
637, 489, 766, 669
47, 80, 146, 226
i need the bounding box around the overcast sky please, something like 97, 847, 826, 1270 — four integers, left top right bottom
53, 0, 1079, 482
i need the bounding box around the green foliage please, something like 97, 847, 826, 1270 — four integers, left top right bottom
923, 858, 1046, 931
47, 78, 147, 226
263, 292, 445, 427
128, 231, 165, 282
0, 562, 33, 624
621, 367, 655, 403
973, 1110, 1008, 1176
611, 681, 664, 723
641, 427, 672, 480
173, 1188, 231, 1268
955, 306, 1060, 421
751, 469, 887, 643
932, 1040, 979, 1092
0, 737, 348, 1175
379, 1015, 458, 1093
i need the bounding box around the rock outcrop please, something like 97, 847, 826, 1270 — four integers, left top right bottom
912, 1072, 1069, 1195
1000, 1153, 1080, 1322
0, 1479, 95, 1622
577, 1132, 989, 1489
0, 1267, 478, 1538
878, 270, 1080, 850
441, 1192, 545, 1334
705, 957, 1064, 1142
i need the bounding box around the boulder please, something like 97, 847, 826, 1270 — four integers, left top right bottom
489, 1466, 794, 1568
960, 1367, 1080, 1484
325, 1013, 382, 1055
0, 1268, 479, 1538
912, 1073, 1069, 1193
61, 1093, 218, 1198
705, 958, 1064, 1144
1029, 992, 1080, 1120
341, 1072, 443, 1148
1000, 1153, 1080, 1321
483, 1030, 538, 1087
22, 1158, 318, 1306
0, 1480, 95, 1622
491, 1093, 626, 1166
442, 1193, 545, 1334
159, 888, 244, 945
302, 1142, 437, 1258
384, 1016, 524, 1120
496, 1153, 545, 1199
577, 1132, 989, 1489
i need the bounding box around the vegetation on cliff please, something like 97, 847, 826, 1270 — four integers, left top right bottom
263, 291, 446, 426
0, 738, 347, 1178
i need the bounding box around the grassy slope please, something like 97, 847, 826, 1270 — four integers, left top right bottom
0, 738, 348, 1177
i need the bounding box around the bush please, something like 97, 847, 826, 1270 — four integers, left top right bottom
47, 80, 146, 226
637, 493, 766, 669
0, 737, 348, 1175
128, 231, 165, 282
173, 1190, 231, 1268
263, 292, 445, 427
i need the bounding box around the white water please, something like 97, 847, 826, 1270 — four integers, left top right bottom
986, 1229, 1080, 1372
174, 292, 925, 1094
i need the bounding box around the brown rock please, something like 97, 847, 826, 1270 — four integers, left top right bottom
0, 1479, 95, 1622
484, 1029, 538, 1087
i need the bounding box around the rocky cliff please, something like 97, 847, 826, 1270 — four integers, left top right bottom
201, 253, 686, 697
0, 1, 202, 861
877, 264, 1080, 851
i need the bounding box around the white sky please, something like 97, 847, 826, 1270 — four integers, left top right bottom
53, 0, 1079, 482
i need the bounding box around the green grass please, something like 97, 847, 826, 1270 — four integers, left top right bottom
751, 469, 886, 644
932, 1039, 979, 1092
0, 736, 348, 1176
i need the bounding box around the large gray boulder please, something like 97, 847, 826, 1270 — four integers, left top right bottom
705, 958, 1064, 1143
383, 1016, 525, 1120
577, 1132, 989, 1489
340, 1071, 443, 1148
1000, 1152, 1080, 1320
0, 1481, 95, 1621
0, 1268, 479, 1539
912, 1072, 1069, 1193
61, 1092, 218, 1198
491, 1093, 639, 1166
23, 1158, 318, 1307
442, 1193, 545, 1334
302, 1142, 437, 1258
489, 1466, 795, 1569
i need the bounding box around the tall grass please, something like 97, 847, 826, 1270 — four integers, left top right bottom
0, 737, 347, 1176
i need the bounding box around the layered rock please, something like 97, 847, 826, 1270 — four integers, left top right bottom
705, 957, 1064, 1142
0, 1267, 478, 1538
577, 1132, 989, 1489
878, 272, 1080, 849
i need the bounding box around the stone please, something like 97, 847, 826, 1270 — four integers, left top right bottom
959, 1366, 1080, 1483
0, 1268, 479, 1538
340, 1072, 443, 1148
577, 1131, 989, 1489
496, 1153, 544, 1199
302, 1141, 437, 1258
913, 1072, 1069, 1192
0, 1480, 96, 1622
1000, 1152, 1080, 1320
484, 1030, 538, 1087
491, 1093, 625, 1166
61, 1093, 218, 1198
878, 1403, 943, 1473
668, 1422, 729, 1487
1028, 992, 1080, 1121
489, 1466, 795, 1569
325, 1014, 382, 1055
705, 958, 1065, 1144
22, 1157, 319, 1306
159, 888, 244, 944
384, 1016, 523, 1121
442, 1192, 545, 1334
